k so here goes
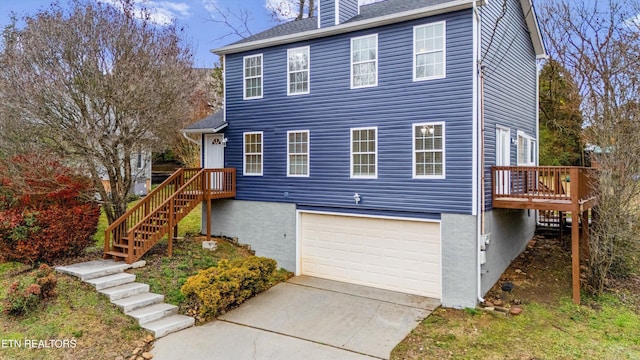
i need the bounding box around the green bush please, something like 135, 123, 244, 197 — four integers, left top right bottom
2, 264, 58, 316
181, 256, 277, 320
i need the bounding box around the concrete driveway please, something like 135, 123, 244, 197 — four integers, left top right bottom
152, 276, 439, 360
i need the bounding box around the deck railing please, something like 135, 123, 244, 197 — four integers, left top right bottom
104, 168, 235, 263
492, 166, 596, 210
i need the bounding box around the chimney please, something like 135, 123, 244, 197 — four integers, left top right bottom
319, 0, 360, 28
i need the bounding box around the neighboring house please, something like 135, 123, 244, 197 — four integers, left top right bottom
186, 0, 545, 308
99, 149, 152, 196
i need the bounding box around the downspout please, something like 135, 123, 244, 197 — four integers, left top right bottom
182, 131, 201, 145
475, 1, 485, 304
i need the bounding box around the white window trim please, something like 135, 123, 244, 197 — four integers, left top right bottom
350, 126, 378, 179
412, 122, 446, 179
413, 21, 447, 82
287, 130, 310, 177
287, 46, 310, 96
495, 125, 511, 166
243, 54, 263, 100
350, 34, 378, 89
243, 131, 264, 176
517, 130, 536, 166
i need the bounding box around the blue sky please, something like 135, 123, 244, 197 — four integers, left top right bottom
0, 0, 280, 68
0, 0, 381, 67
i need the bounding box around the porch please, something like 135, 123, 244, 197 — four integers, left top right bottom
492, 166, 598, 304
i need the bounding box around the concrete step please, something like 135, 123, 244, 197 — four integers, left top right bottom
112, 293, 164, 313
55, 260, 130, 281
86, 273, 136, 290
142, 315, 195, 338
126, 303, 179, 325
99, 282, 150, 301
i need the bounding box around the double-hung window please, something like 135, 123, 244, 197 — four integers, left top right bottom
414, 22, 446, 81
351, 34, 378, 88
351, 127, 377, 178
243, 132, 263, 175
287, 47, 310, 95
243, 54, 263, 99
287, 130, 309, 176
517, 131, 536, 165
413, 122, 445, 178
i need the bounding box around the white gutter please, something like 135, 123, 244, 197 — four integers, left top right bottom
182, 131, 201, 145
519, 0, 546, 58
182, 123, 228, 134
213, 0, 476, 55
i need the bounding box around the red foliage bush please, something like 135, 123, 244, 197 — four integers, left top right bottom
3, 264, 58, 316
0, 154, 100, 264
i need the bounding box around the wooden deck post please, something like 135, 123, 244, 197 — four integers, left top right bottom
205, 169, 212, 241
168, 199, 174, 258
559, 211, 564, 243
571, 208, 581, 304
570, 168, 580, 304
206, 199, 212, 241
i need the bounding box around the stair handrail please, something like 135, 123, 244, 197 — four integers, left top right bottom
104, 168, 200, 255
129, 168, 206, 234
126, 168, 207, 261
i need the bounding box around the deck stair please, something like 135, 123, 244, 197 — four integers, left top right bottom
56, 260, 194, 338
104, 168, 235, 264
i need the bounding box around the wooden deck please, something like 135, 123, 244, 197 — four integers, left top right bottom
492, 166, 598, 304
492, 166, 597, 212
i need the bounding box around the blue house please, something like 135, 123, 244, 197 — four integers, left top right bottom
185, 0, 546, 308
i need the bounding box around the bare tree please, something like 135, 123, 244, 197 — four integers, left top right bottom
170, 65, 223, 168
540, 0, 640, 294
0, 0, 198, 224
206, 4, 254, 41
208, 0, 316, 42
267, 0, 316, 21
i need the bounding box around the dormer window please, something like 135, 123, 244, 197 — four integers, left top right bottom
243, 54, 263, 99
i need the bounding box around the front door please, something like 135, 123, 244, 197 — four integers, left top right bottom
204, 134, 225, 189
496, 126, 511, 194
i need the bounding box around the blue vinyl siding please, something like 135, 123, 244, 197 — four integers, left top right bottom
480, 0, 538, 209
223, 9, 474, 216
319, 0, 336, 28
339, 0, 359, 24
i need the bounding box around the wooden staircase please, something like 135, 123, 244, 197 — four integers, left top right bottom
104, 168, 236, 264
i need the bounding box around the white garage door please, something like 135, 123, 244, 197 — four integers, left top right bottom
300, 213, 441, 299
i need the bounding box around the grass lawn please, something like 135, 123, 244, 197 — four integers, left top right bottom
392, 236, 640, 360
0, 202, 290, 359
0, 262, 147, 360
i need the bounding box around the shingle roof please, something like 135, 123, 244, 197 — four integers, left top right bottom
183, 110, 227, 133
232, 17, 318, 45
231, 0, 459, 45
349, 0, 459, 22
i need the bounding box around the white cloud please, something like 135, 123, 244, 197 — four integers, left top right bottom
264, 0, 386, 21
202, 0, 218, 14
265, 0, 298, 21
98, 0, 191, 26
624, 13, 640, 28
